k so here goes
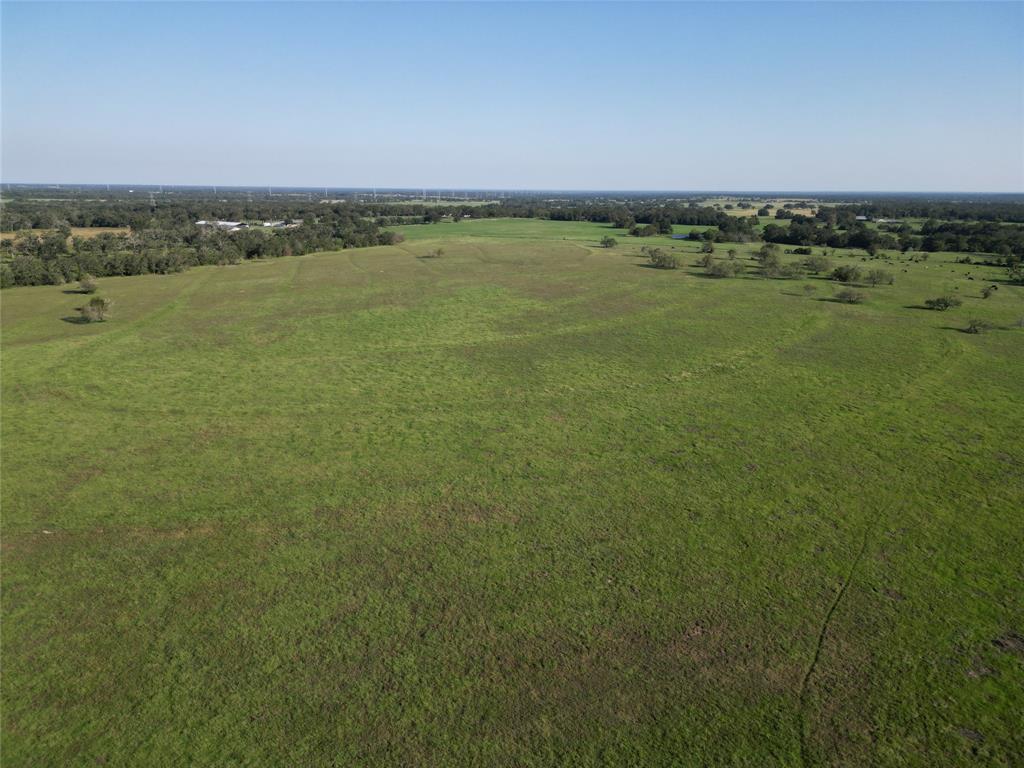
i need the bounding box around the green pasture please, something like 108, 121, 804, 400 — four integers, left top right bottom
2, 218, 1022, 766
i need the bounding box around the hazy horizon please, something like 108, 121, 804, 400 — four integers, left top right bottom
3, 1, 1023, 192
3, 182, 1024, 197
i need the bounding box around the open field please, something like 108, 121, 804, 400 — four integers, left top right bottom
2, 219, 1023, 766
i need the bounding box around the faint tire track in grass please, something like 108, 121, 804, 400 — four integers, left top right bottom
793, 331, 971, 765
797, 523, 872, 767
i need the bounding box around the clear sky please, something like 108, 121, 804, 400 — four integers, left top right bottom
2, 1, 1022, 191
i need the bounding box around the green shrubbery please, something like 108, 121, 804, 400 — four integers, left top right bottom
924, 295, 961, 311
644, 247, 679, 269
707, 260, 744, 278
803, 254, 832, 274
835, 288, 866, 304
79, 296, 112, 322
831, 265, 862, 283
866, 269, 894, 286
965, 318, 994, 334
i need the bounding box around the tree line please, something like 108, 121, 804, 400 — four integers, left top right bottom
0, 213, 400, 287
762, 216, 1024, 264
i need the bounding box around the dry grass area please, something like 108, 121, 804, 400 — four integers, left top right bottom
0, 227, 131, 242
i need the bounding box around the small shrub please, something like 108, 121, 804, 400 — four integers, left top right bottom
964, 318, 994, 334
698, 252, 715, 269
78, 274, 98, 294
600, 235, 617, 248
792, 246, 813, 256
830, 265, 862, 283
708, 261, 743, 278
866, 269, 894, 286
835, 288, 866, 304
778, 262, 806, 279
647, 248, 679, 269
981, 285, 998, 299
924, 295, 961, 311
756, 243, 779, 263
79, 296, 112, 322
727, 248, 738, 260
803, 284, 817, 296
803, 255, 832, 274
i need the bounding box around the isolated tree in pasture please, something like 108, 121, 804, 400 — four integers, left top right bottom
700, 240, 715, 254
866, 269, 894, 286
803, 254, 832, 274
830, 265, 862, 283
646, 248, 679, 269
980, 285, 998, 299
600, 236, 618, 248
727, 248, 738, 260
924, 295, 961, 311
79, 296, 112, 322
778, 262, 806, 279
835, 288, 866, 304
758, 249, 783, 277
78, 274, 98, 294
803, 283, 817, 296
699, 251, 715, 269
708, 260, 743, 278
756, 243, 779, 263
964, 318, 994, 334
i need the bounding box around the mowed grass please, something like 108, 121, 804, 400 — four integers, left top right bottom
2, 219, 1023, 766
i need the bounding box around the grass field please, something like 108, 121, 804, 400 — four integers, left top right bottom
2, 219, 1023, 766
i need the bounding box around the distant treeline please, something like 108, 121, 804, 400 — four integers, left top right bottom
0, 211, 401, 287
3, 193, 1024, 288
839, 200, 1024, 224
762, 215, 1024, 262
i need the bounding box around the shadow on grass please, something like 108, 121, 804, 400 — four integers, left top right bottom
61, 315, 90, 325
62, 288, 94, 295
689, 272, 746, 280
939, 326, 985, 334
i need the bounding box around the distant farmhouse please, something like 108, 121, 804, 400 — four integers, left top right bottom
196, 220, 247, 231
196, 219, 302, 231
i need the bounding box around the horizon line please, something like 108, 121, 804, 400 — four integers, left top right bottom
3, 181, 1023, 197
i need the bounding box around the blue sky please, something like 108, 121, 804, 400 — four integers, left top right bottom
2, 1, 1022, 191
